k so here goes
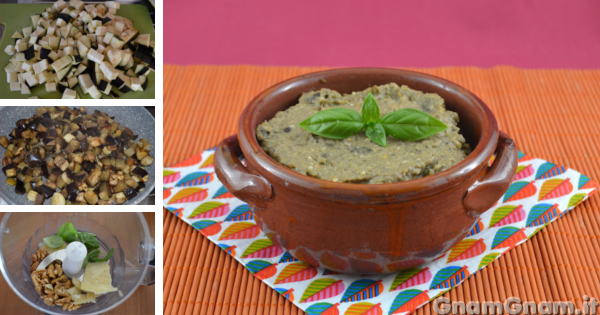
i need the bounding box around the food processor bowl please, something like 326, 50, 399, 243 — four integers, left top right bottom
0, 212, 154, 315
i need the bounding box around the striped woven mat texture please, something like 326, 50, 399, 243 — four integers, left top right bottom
164, 65, 600, 315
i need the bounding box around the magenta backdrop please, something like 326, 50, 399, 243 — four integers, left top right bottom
165, 0, 600, 68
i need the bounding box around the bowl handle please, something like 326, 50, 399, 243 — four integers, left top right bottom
215, 135, 273, 208
463, 131, 518, 216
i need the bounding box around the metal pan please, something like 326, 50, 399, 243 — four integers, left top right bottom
0, 106, 155, 205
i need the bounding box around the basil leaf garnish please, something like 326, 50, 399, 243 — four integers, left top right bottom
379, 108, 448, 141
361, 93, 380, 123
298, 90, 448, 146
365, 123, 387, 147
299, 108, 365, 139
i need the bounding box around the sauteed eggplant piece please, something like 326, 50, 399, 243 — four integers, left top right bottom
1, 106, 153, 205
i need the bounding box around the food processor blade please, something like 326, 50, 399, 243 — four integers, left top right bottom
36, 249, 66, 271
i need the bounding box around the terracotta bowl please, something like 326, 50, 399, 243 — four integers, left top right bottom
215, 68, 517, 274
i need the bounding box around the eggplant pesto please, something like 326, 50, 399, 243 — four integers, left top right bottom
1, 106, 153, 204
256, 83, 471, 184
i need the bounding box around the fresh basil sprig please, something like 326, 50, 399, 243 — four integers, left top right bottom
299, 92, 448, 147
83, 248, 115, 268
56, 222, 114, 268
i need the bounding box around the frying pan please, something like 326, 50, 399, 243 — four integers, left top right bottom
0, 106, 155, 205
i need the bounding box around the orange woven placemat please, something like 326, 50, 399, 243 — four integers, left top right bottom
163, 65, 600, 315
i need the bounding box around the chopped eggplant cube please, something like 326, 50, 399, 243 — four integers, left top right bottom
141, 78, 149, 91
136, 66, 149, 76
98, 80, 109, 91
102, 17, 112, 25
111, 76, 124, 87
119, 85, 132, 93
24, 45, 35, 61
57, 13, 72, 23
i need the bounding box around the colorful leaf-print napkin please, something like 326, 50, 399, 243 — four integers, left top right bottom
163, 149, 597, 315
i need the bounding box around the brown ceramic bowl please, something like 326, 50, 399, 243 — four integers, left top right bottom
215, 68, 517, 274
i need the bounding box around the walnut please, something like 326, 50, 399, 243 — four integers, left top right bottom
54, 283, 69, 297
64, 280, 73, 289
42, 273, 50, 285
67, 303, 81, 311
44, 286, 54, 296
32, 254, 37, 263
30, 261, 40, 272
55, 296, 71, 306
51, 274, 68, 285
36, 247, 48, 262
55, 263, 63, 277
47, 264, 55, 279
42, 294, 56, 306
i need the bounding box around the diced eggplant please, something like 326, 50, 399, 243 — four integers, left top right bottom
26, 190, 38, 202
123, 187, 138, 200
99, 182, 112, 200
109, 192, 126, 205
84, 190, 98, 205
87, 167, 101, 186
38, 185, 56, 199
140, 155, 154, 166
0, 136, 8, 148
131, 166, 148, 178
2, 164, 17, 177
51, 192, 66, 205
15, 180, 26, 195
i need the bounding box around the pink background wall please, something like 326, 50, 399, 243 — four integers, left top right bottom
165, 0, 600, 68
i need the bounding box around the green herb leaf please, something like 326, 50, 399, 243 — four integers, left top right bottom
299, 108, 365, 139
77, 232, 100, 251
83, 249, 100, 268
365, 123, 387, 147
361, 93, 380, 123
58, 222, 78, 243
43, 236, 64, 249
379, 108, 448, 141
90, 248, 114, 263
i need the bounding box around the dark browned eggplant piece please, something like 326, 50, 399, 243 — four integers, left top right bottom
131, 167, 147, 178
68, 191, 78, 202
35, 192, 45, 205
27, 117, 41, 131
135, 182, 146, 192
41, 164, 51, 178
82, 161, 95, 172
38, 185, 56, 199
74, 171, 88, 183
105, 135, 117, 146
27, 153, 43, 166
66, 182, 78, 195
15, 180, 26, 195
42, 118, 54, 128
123, 187, 138, 200
16, 119, 28, 132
